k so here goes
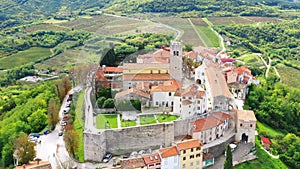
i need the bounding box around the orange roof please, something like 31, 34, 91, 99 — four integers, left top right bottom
184, 51, 196, 59
181, 84, 199, 97
151, 85, 178, 93
196, 91, 205, 99
211, 112, 230, 121
115, 88, 150, 99
121, 157, 146, 169
191, 116, 223, 132
123, 74, 170, 81
159, 146, 179, 158
104, 66, 123, 73
143, 153, 161, 164
176, 138, 203, 150
234, 66, 252, 75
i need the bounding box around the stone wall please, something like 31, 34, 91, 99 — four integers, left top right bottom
105, 123, 175, 155
84, 131, 106, 162
205, 134, 235, 157
173, 119, 190, 137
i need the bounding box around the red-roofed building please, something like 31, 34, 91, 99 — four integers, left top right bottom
142, 153, 161, 169
176, 138, 203, 169
261, 136, 271, 150
159, 146, 180, 169
190, 113, 229, 144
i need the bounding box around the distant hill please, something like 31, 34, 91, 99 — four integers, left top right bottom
1, 0, 300, 29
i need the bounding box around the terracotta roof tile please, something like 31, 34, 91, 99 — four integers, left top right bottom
176, 138, 203, 150
123, 63, 170, 70
123, 74, 170, 81
115, 88, 150, 99
159, 146, 179, 158
191, 116, 223, 132
151, 85, 178, 93
143, 153, 161, 164
121, 157, 145, 169
104, 67, 123, 73
211, 112, 229, 121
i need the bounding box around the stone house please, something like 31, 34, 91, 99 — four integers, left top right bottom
142, 153, 161, 169
235, 110, 257, 144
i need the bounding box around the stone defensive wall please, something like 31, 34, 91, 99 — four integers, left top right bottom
84, 119, 190, 162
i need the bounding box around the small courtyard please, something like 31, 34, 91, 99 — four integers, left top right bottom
96, 113, 179, 129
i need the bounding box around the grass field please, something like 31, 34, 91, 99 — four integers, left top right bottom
195, 26, 220, 48
121, 120, 136, 128
96, 114, 118, 129
276, 65, 300, 88
73, 91, 85, 162
156, 114, 179, 123
140, 115, 157, 125
237, 53, 265, 68
256, 121, 285, 138
0, 47, 51, 70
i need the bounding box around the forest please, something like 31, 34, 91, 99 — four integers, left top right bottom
0, 78, 71, 168
216, 19, 300, 66
245, 76, 300, 168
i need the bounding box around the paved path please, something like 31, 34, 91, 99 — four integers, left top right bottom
261, 147, 279, 159
154, 114, 159, 124
117, 114, 121, 129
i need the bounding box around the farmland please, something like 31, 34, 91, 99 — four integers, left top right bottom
207, 16, 281, 26
276, 65, 300, 89
0, 47, 51, 70
237, 54, 265, 68
152, 16, 205, 46
195, 26, 220, 48
23, 23, 70, 33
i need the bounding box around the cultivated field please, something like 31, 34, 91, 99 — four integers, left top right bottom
237, 54, 265, 68
207, 16, 281, 26
207, 17, 254, 25
190, 18, 209, 26
23, 23, 70, 33
153, 16, 205, 46
277, 65, 300, 89
0, 47, 51, 70
195, 26, 220, 48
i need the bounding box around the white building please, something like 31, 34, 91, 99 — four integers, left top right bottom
159, 146, 180, 169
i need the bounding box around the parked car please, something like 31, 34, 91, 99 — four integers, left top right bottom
44, 130, 50, 135
63, 108, 70, 114
102, 153, 112, 163
29, 133, 40, 138
58, 131, 63, 136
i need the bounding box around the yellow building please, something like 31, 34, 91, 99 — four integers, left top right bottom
176, 138, 203, 169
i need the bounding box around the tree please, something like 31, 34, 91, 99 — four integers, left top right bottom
27, 109, 47, 133
224, 144, 233, 169
64, 125, 79, 158
14, 133, 36, 165
102, 98, 114, 108
47, 98, 60, 129
96, 96, 106, 108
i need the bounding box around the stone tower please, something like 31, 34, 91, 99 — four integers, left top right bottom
170, 41, 183, 82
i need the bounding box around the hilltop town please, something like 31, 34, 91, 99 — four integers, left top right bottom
87, 41, 259, 168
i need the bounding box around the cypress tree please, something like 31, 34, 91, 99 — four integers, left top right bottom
224, 144, 233, 169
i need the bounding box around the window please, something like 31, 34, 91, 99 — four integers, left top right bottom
196, 153, 201, 158
183, 157, 186, 161
190, 155, 194, 159
250, 124, 253, 127
156, 163, 161, 165
169, 92, 172, 96
240, 123, 243, 127
196, 147, 201, 151
156, 102, 158, 105
182, 164, 186, 168
191, 148, 194, 152
196, 160, 200, 165
149, 164, 154, 167
190, 162, 193, 166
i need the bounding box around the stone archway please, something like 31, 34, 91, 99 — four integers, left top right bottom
241, 133, 248, 143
